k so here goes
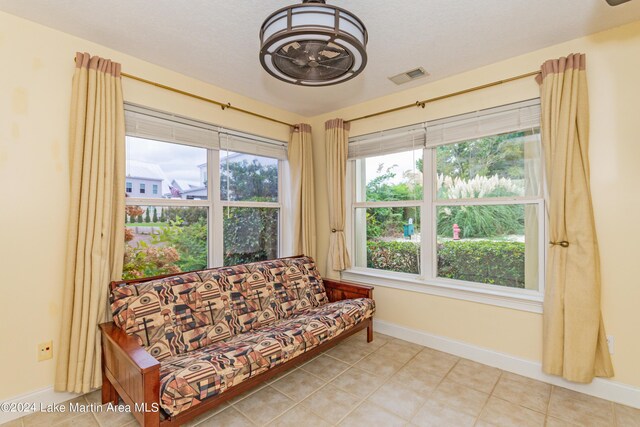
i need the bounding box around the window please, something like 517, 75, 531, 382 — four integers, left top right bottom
122, 105, 286, 279
347, 100, 544, 308
125, 182, 132, 193
220, 133, 284, 266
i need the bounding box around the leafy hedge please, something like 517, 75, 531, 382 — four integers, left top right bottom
366, 241, 421, 274
366, 240, 526, 288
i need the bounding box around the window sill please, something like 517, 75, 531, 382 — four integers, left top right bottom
340, 268, 543, 314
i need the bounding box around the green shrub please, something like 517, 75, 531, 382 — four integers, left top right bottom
437, 204, 524, 238
438, 240, 525, 288
365, 240, 525, 288
366, 241, 420, 274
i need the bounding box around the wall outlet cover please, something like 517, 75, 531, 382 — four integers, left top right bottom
38, 341, 53, 361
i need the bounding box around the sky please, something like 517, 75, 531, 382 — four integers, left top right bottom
126, 136, 206, 184
126, 137, 277, 186
364, 149, 423, 185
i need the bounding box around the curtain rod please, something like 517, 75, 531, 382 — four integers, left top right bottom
345, 71, 540, 124
121, 72, 297, 128
73, 57, 296, 128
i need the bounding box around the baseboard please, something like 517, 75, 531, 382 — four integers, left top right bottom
0, 386, 82, 424
375, 319, 640, 409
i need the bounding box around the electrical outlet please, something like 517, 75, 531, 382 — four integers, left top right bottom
606, 335, 615, 354
38, 341, 53, 361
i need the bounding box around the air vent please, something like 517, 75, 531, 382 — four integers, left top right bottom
388, 67, 429, 85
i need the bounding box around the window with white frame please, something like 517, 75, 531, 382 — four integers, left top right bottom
122, 105, 286, 279
347, 99, 544, 300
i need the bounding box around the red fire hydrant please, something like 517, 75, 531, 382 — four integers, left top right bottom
453, 224, 461, 240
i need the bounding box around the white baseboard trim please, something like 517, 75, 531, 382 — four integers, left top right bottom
375, 319, 640, 409
0, 386, 82, 424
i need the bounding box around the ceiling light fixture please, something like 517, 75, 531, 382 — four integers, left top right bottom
259, 0, 368, 86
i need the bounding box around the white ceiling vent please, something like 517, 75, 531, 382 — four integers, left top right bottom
388, 67, 429, 85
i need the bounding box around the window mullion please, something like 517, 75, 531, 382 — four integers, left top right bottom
423, 147, 435, 280
210, 149, 223, 267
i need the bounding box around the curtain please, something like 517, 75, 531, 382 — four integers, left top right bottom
55, 52, 126, 393
325, 119, 351, 271
537, 53, 614, 383
288, 123, 317, 258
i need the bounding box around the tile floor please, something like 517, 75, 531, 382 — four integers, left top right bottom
2, 331, 639, 427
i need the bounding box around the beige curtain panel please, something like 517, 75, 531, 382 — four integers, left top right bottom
325, 119, 351, 271
288, 123, 317, 259
537, 53, 614, 383
55, 52, 126, 393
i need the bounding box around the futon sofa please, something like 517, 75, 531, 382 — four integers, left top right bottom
100, 255, 375, 427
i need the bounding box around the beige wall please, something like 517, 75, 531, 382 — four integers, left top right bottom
0, 11, 303, 400
310, 21, 640, 388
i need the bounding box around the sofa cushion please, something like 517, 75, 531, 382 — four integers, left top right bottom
110, 256, 328, 360
158, 298, 375, 416
110, 272, 206, 361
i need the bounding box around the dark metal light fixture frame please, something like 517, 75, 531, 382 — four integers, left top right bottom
259, 0, 368, 87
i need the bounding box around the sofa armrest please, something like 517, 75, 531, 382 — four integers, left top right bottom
323, 278, 374, 302
99, 322, 160, 373
100, 322, 160, 427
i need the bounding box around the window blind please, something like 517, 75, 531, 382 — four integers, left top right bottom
219, 131, 288, 160
348, 124, 426, 159
426, 99, 541, 147
125, 104, 220, 149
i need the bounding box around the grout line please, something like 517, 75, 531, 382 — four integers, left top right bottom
331, 339, 428, 425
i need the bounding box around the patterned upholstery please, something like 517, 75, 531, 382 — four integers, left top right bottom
159, 298, 375, 415
110, 257, 329, 360
109, 256, 375, 416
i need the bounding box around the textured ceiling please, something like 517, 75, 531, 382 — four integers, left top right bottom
2, 0, 640, 116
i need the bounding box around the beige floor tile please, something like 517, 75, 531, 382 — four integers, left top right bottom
479, 396, 545, 427
547, 387, 614, 426
83, 391, 102, 406
492, 372, 551, 413
330, 367, 386, 399
197, 406, 255, 427
266, 367, 298, 385
393, 363, 442, 394
22, 397, 88, 427
410, 399, 476, 427
92, 403, 135, 427
615, 403, 640, 427
374, 341, 421, 364
300, 354, 350, 381
367, 380, 428, 420
182, 402, 229, 427
355, 351, 407, 378
338, 401, 406, 427
0, 419, 24, 427
267, 405, 331, 427
227, 383, 268, 405
54, 413, 98, 427
430, 378, 489, 417
233, 386, 295, 425
327, 342, 373, 364
270, 369, 326, 402
408, 348, 459, 378
544, 416, 582, 426
445, 358, 501, 394
300, 384, 362, 425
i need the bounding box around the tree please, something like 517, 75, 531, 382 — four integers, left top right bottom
144, 209, 151, 223
152, 207, 158, 223
435, 131, 527, 180
220, 159, 278, 202
136, 214, 143, 223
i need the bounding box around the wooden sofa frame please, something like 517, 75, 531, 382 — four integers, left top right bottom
100, 271, 374, 427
